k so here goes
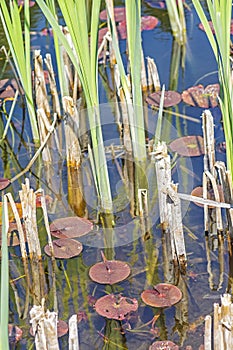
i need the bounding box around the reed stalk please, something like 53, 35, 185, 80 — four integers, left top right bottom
0, 195, 9, 350
36, 0, 113, 213
191, 0, 233, 180
165, 0, 186, 45
0, 0, 39, 143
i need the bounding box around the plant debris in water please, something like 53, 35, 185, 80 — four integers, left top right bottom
149, 340, 179, 349
181, 84, 220, 108
94, 294, 138, 320
44, 238, 83, 259
141, 283, 182, 308
169, 135, 204, 157
146, 90, 181, 108
50, 216, 93, 239
89, 259, 131, 285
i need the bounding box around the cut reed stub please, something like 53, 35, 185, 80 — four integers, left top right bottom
149, 340, 179, 350
94, 294, 138, 320
141, 283, 182, 308
146, 90, 181, 108
89, 260, 131, 285
191, 185, 224, 208
50, 216, 93, 239
169, 135, 204, 157
29, 319, 68, 338
181, 84, 220, 108
44, 238, 83, 259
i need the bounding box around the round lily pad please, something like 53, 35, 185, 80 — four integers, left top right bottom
94, 294, 138, 320
50, 216, 93, 239
0, 223, 26, 247
169, 135, 204, 157
0, 79, 19, 100
181, 84, 220, 108
191, 185, 224, 208
8, 324, 23, 343
149, 340, 179, 349
100, 7, 126, 22
141, 283, 182, 308
199, 19, 233, 35
0, 178, 11, 191
117, 16, 159, 40
44, 238, 83, 259
18, 0, 35, 7
146, 90, 181, 108
89, 260, 131, 284
144, 0, 166, 9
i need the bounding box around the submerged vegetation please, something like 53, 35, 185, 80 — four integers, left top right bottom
0, 0, 233, 348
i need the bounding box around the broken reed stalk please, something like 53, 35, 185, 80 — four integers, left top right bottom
5, 193, 31, 319
69, 314, 80, 350
204, 294, 233, 350
153, 142, 187, 276
44, 53, 61, 119
19, 179, 46, 305
30, 298, 59, 350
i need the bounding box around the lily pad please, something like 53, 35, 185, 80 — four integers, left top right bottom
0, 79, 19, 100
44, 238, 83, 259
144, 0, 166, 9
94, 294, 138, 320
117, 16, 159, 40
89, 260, 131, 284
99, 7, 126, 22
18, 0, 35, 7
169, 135, 204, 157
191, 185, 224, 208
181, 84, 220, 108
146, 90, 181, 108
8, 324, 23, 344
0, 223, 26, 247
199, 19, 233, 35
0, 178, 11, 191
141, 283, 182, 308
50, 216, 93, 239
149, 340, 179, 349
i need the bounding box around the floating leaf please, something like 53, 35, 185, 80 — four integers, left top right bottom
191, 185, 224, 208
199, 19, 233, 35
50, 216, 93, 239
181, 84, 220, 108
0, 223, 26, 247
117, 16, 159, 40
94, 294, 138, 320
18, 0, 35, 7
44, 238, 83, 259
100, 7, 126, 22
144, 1, 166, 9
0, 79, 19, 99
169, 135, 204, 157
8, 324, 23, 343
0, 178, 11, 191
149, 340, 179, 349
146, 90, 181, 108
89, 260, 131, 285
141, 283, 182, 308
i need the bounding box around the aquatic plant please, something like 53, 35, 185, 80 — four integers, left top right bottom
0, 0, 39, 143
0, 196, 9, 350
36, 0, 113, 213
192, 0, 233, 180
165, 0, 186, 45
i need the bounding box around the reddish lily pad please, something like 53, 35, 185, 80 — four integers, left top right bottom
141, 283, 182, 308
30, 319, 68, 338
169, 135, 204, 157
89, 260, 131, 285
18, 0, 35, 7
50, 216, 93, 239
94, 294, 138, 320
8, 324, 23, 343
0, 223, 26, 247
117, 16, 159, 40
44, 238, 83, 259
145, 1, 166, 9
0, 178, 11, 191
146, 90, 181, 108
0, 79, 19, 99
149, 340, 179, 349
100, 7, 126, 22
191, 185, 224, 208
182, 84, 220, 108
199, 19, 233, 35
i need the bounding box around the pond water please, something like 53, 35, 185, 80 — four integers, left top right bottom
0, 1, 231, 349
